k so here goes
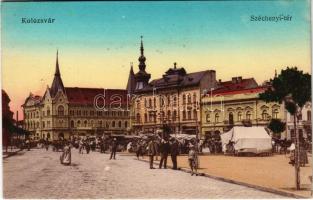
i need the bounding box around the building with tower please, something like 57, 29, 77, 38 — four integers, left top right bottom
22, 51, 130, 141
128, 37, 218, 136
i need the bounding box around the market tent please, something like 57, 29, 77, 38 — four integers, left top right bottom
220, 127, 272, 154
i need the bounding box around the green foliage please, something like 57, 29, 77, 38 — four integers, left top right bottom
259, 67, 311, 112
268, 119, 286, 135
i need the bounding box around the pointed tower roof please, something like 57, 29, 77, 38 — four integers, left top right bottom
134, 36, 151, 90
138, 35, 146, 71
126, 62, 136, 94
50, 50, 65, 97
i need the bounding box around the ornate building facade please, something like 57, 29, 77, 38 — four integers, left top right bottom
128, 38, 217, 135
23, 52, 130, 140
201, 76, 287, 139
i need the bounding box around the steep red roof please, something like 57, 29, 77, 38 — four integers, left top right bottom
211, 77, 266, 95
65, 87, 128, 107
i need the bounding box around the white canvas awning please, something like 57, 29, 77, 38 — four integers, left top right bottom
221, 127, 272, 154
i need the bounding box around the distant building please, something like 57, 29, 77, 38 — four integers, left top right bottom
201, 77, 287, 140
286, 102, 311, 141
129, 37, 217, 135
22, 52, 130, 140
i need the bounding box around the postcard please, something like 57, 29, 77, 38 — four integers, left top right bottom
1, 0, 312, 199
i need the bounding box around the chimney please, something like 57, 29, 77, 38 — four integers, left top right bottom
237, 76, 242, 83
232, 77, 237, 83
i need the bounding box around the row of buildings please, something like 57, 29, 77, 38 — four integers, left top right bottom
22, 39, 311, 141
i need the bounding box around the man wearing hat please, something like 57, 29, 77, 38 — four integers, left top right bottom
147, 137, 157, 169
110, 138, 118, 160
170, 138, 179, 170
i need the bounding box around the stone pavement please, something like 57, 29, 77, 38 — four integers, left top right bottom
3, 149, 287, 199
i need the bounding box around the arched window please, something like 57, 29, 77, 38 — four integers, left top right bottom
136, 113, 141, 123
173, 96, 177, 107
144, 113, 148, 123
98, 120, 102, 127
262, 110, 268, 120
206, 113, 210, 122
183, 94, 186, 104
167, 96, 171, 106
187, 110, 192, 120
47, 106, 51, 116
193, 109, 197, 120
153, 97, 156, 108
112, 121, 116, 128
237, 112, 242, 121
71, 120, 74, 128
58, 105, 64, 116
84, 120, 88, 127
167, 110, 171, 121
215, 113, 219, 123
173, 110, 177, 121
183, 110, 186, 120
187, 94, 192, 104
193, 93, 197, 103
118, 121, 122, 128
246, 111, 251, 120
77, 120, 81, 127
229, 112, 234, 124
124, 121, 128, 128
272, 109, 279, 119
149, 98, 152, 108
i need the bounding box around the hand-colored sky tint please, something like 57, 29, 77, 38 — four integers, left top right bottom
1, 0, 311, 120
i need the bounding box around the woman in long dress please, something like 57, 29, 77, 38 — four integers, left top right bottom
60, 142, 71, 165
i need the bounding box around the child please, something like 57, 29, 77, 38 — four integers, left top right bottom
188, 145, 198, 176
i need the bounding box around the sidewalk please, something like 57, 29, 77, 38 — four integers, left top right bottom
141, 154, 312, 198
3, 147, 23, 159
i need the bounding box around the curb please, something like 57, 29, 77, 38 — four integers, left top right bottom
135, 158, 309, 199
3, 149, 23, 159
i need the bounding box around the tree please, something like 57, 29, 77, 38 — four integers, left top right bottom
259, 67, 311, 190
267, 119, 286, 138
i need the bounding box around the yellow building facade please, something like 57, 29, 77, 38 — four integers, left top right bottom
201, 77, 287, 139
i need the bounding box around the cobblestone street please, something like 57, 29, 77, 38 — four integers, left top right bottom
4, 149, 287, 198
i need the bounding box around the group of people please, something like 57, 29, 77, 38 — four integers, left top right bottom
145, 137, 198, 175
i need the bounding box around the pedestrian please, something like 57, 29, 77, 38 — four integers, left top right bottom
110, 138, 118, 160
79, 139, 84, 154
136, 142, 142, 160
159, 139, 170, 169
60, 142, 71, 165
188, 144, 198, 176
170, 138, 179, 170
45, 139, 49, 151
147, 137, 157, 169
25, 138, 30, 151
85, 140, 91, 154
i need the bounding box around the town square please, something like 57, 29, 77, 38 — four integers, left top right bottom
1, 0, 312, 199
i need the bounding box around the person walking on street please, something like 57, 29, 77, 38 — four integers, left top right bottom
188, 144, 198, 176
60, 142, 71, 165
25, 138, 30, 151
45, 139, 49, 151
148, 137, 157, 169
110, 138, 118, 160
159, 139, 170, 169
170, 138, 179, 170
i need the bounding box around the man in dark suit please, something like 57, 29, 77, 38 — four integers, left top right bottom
110, 138, 118, 160
148, 137, 157, 169
159, 139, 170, 169
170, 138, 180, 170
